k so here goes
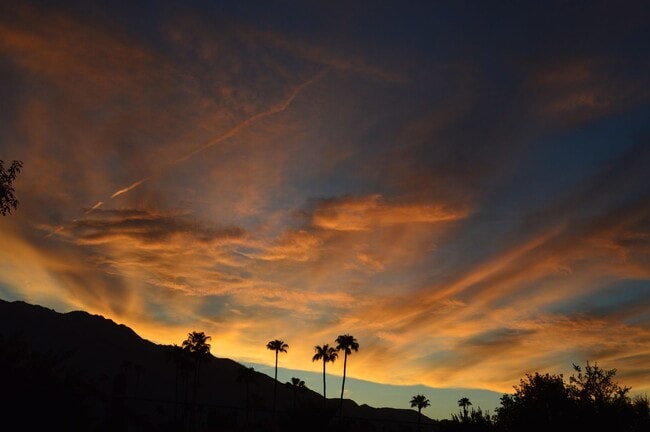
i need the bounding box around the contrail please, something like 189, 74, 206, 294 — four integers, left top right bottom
102, 70, 327, 204
175, 69, 327, 164
85, 201, 104, 213
111, 178, 149, 198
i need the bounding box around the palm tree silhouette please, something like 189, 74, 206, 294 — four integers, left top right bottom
458, 396, 472, 421
312, 344, 338, 410
335, 334, 359, 416
182, 331, 211, 427
410, 394, 430, 432
286, 377, 306, 411
266, 339, 288, 419
165, 344, 192, 424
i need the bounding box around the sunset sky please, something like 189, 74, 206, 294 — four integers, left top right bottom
1, 0, 649, 419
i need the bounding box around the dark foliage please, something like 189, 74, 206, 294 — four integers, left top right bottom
493, 363, 650, 432
0, 159, 23, 215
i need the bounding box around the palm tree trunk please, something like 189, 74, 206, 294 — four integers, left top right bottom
273, 350, 278, 418
322, 359, 327, 409
339, 352, 348, 415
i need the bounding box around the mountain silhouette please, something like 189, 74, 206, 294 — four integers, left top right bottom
0, 298, 435, 431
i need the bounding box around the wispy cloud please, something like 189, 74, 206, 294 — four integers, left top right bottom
174, 70, 328, 165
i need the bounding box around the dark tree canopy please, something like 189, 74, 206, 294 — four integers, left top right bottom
495, 372, 575, 432
182, 331, 211, 357
494, 361, 649, 432
410, 394, 431, 411
568, 361, 631, 406
0, 160, 23, 216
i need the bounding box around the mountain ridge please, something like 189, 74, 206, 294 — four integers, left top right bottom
0, 297, 435, 431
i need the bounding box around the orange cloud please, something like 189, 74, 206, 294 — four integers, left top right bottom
312, 194, 469, 231
256, 230, 323, 262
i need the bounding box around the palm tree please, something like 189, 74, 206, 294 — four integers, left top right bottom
458, 397, 472, 421
165, 344, 192, 424
286, 377, 306, 411
410, 394, 430, 432
335, 334, 359, 415
266, 339, 288, 418
312, 344, 338, 409
182, 331, 211, 426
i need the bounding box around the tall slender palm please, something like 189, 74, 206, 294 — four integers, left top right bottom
410, 394, 430, 432
266, 339, 288, 418
182, 331, 212, 420
285, 377, 306, 411
312, 344, 338, 409
335, 334, 359, 415
458, 397, 472, 421
165, 344, 192, 423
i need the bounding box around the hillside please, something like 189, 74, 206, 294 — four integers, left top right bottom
0, 298, 436, 431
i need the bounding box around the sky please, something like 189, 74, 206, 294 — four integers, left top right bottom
1, 0, 650, 420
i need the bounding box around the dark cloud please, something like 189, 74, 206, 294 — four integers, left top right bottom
464, 327, 536, 350
70, 208, 246, 245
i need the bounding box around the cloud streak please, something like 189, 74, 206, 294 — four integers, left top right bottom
102, 69, 327, 206
312, 194, 469, 231
110, 179, 150, 199
175, 69, 328, 164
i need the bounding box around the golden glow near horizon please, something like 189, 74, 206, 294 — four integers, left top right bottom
1, 1, 650, 412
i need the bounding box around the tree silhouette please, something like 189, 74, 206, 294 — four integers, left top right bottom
568, 361, 630, 405
494, 362, 650, 432
165, 344, 193, 424
312, 344, 338, 409
286, 377, 306, 411
335, 334, 359, 415
410, 394, 430, 431
0, 159, 23, 216
495, 371, 575, 431
458, 396, 472, 421
266, 339, 288, 418
182, 331, 211, 428
568, 361, 633, 430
